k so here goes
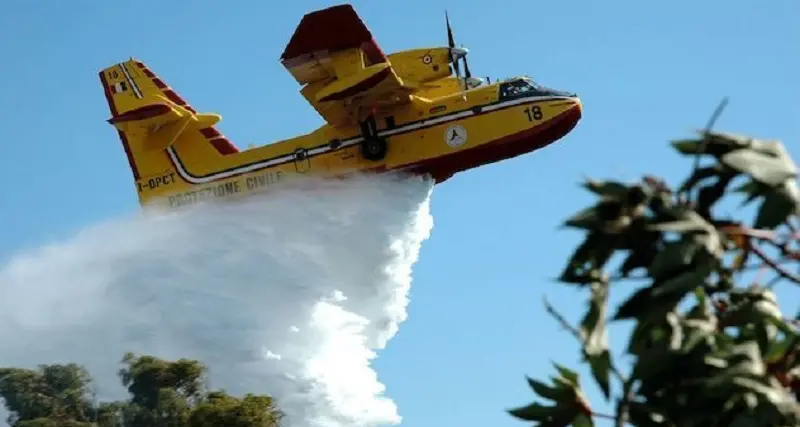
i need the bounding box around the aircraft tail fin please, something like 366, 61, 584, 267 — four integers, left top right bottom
98, 59, 240, 200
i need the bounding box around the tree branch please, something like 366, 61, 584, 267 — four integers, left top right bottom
722, 224, 799, 286
749, 243, 800, 286
542, 296, 626, 385
722, 224, 798, 241
543, 296, 634, 425
543, 296, 583, 341
616, 378, 635, 427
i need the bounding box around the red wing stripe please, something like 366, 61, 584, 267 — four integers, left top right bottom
318, 67, 391, 102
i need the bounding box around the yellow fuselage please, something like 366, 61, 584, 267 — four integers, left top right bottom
110, 73, 582, 208
101, 46, 581, 210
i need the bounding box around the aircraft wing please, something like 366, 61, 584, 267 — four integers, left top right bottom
280, 5, 413, 127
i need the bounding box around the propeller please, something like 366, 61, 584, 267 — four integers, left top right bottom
445, 11, 481, 94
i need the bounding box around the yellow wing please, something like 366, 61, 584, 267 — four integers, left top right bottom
280, 4, 414, 128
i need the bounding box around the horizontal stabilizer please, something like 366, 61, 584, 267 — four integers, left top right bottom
107, 96, 221, 151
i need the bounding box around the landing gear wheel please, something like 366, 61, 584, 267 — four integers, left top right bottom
361, 137, 388, 161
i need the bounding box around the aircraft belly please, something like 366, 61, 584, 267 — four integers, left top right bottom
381, 100, 566, 169
387, 102, 582, 181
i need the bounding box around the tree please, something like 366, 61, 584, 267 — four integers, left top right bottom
188, 392, 283, 427
0, 363, 95, 426
0, 353, 284, 427
508, 101, 800, 426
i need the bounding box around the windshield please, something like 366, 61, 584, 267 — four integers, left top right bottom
498, 77, 574, 100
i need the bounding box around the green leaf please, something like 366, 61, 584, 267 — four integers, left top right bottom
648, 211, 714, 234
732, 178, 762, 194
651, 267, 708, 299
693, 286, 709, 308
586, 351, 612, 401
559, 232, 617, 284
722, 288, 784, 331
552, 363, 580, 388
706, 131, 758, 147
670, 130, 752, 157
517, 367, 594, 427
581, 178, 630, 198
681, 318, 717, 353
526, 377, 570, 401
614, 266, 709, 322
727, 341, 765, 375
507, 402, 557, 421
754, 182, 799, 229
732, 179, 768, 207
765, 335, 796, 368
721, 139, 798, 186
665, 311, 685, 350
563, 206, 603, 230
731, 377, 796, 411
579, 282, 612, 400
752, 289, 783, 320
571, 413, 594, 427
670, 138, 704, 155
646, 239, 700, 280
722, 149, 796, 187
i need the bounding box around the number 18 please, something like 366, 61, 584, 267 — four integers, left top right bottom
524, 105, 543, 121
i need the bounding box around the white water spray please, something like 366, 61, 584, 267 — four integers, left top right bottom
0, 173, 434, 427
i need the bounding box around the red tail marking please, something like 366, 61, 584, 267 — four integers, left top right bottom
133, 60, 239, 155
99, 70, 140, 180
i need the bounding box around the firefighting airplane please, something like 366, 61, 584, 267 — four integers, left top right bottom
99, 4, 582, 209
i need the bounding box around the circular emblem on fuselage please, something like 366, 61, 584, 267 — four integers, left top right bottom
422, 54, 433, 64
444, 124, 468, 148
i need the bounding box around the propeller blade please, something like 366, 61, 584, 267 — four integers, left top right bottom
446, 11, 455, 49
445, 11, 461, 79
463, 56, 472, 79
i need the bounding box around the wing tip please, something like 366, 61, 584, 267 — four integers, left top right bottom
280, 3, 377, 62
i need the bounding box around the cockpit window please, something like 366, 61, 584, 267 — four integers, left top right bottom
498, 77, 574, 101
499, 79, 534, 98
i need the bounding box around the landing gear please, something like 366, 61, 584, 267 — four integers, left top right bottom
359, 115, 388, 161
361, 137, 387, 161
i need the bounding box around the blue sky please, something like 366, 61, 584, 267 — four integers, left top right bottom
1, 0, 798, 426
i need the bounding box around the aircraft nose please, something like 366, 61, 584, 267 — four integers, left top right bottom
571, 97, 582, 113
